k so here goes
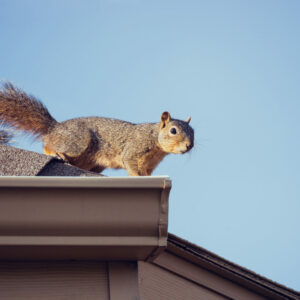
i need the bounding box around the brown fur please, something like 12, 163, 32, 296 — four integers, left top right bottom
0, 83, 194, 176
0, 83, 57, 138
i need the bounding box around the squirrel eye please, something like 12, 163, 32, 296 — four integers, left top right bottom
170, 127, 177, 135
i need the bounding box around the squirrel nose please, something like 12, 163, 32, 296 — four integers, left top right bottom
186, 143, 193, 151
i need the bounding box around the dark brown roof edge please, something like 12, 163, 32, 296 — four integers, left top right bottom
167, 233, 300, 300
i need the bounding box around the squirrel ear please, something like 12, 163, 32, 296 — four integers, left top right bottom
160, 111, 170, 128
186, 116, 191, 124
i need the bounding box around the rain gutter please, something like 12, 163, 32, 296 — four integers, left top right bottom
0, 176, 171, 261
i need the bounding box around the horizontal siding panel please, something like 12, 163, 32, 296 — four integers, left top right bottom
0, 262, 109, 300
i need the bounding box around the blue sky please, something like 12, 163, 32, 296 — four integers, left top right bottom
1, 0, 300, 290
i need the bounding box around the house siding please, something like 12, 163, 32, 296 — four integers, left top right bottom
0, 261, 109, 300
139, 261, 228, 300
147, 251, 269, 300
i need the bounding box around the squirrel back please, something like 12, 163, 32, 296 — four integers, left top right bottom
0, 83, 194, 176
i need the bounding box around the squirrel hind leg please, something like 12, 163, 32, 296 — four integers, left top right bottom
43, 145, 69, 162
43, 124, 100, 171
43, 121, 95, 158
43, 145, 59, 157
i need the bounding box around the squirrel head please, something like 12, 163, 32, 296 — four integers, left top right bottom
158, 111, 194, 154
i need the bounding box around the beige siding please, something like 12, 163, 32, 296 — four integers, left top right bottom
139, 262, 228, 300
0, 262, 109, 300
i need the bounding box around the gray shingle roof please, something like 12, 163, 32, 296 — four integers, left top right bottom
0, 145, 101, 176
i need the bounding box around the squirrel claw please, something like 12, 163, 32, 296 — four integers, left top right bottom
54, 152, 66, 161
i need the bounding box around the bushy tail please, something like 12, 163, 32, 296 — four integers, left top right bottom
0, 82, 57, 138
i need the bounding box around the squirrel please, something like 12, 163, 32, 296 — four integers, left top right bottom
0, 82, 194, 176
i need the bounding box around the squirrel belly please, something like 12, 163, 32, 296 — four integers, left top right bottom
0, 83, 194, 176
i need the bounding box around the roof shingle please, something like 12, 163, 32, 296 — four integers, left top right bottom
0, 145, 101, 177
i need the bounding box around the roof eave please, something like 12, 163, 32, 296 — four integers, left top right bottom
0, 176, 171, 261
